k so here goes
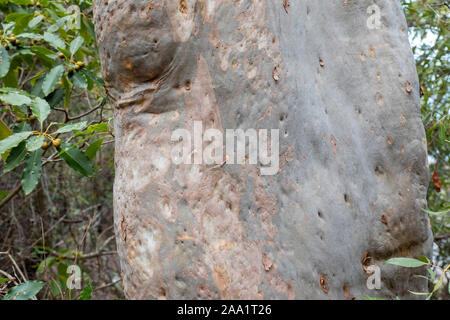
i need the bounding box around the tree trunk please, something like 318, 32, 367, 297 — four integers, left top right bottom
93, 0, 433, 299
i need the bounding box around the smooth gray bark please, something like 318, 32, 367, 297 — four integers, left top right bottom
93, 0, 432, 299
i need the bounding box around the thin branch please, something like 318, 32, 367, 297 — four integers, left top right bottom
53, 98, 106, 122
0, 251, 27, 283
94, 279, 121, 292
0, 184, 21, 211
0, 151, 60, 211
435, 233, 450, 241
0, 269, 19, 286
46, 248, 117, 261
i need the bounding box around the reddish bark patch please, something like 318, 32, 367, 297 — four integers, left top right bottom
262, 252, 273, 271
319, 275, 329, 294
330, 135, 337, 157
361, 251, 372, 274
381, 214, 388, 226
342, 283, 350, 298
405, 80, 413, 93
283, 0, 290, 14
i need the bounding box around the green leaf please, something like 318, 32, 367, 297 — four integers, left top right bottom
0, 131, 33, 154
30, 97, 51, 124
422, 208, 449, 216
30, 46, 58, 68
384, 257, 429, 268
49, 279, 63, 298
357, 295, 386, 300
11, 14, 34, 34
70, 36, 84, 56
36, 256, 57, 274
438, 123, 446, 143
4, 141, 27, 173
77, 283, 92, 300
17, 33, 44, 41
57, 46, 70, 59
0, 119, 12, 161
1, 68, 18, 88
21, 149, 43, 195
0, 45, 11, 78
77, 122, 108, 136
46, 88, 65, 107
13, 121, 31, 133
0, 87, 30, 95
80, 69, 104, 86
0, 191, 8, 202
0, 119, 12, 140
85, 138, 103, 160
418, 255, 430, 264
0, 278, 8, 285
57, 262, 69, 284
70, 71, 88, 89
42, 65, 64, 96
408, 290, 430, 296
55, 121, 87, 134
427, 267, 436, 283
43, 32, 66, 50
5, 13, 32, 24
28, 15, 44, 28
0, 92, 31, 106
26, 135, 45, 152
2, 281, 44, 300
58, 143, 94, 177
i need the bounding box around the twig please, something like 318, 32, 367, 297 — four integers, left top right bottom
94, 279, 120, 291
26, 214, 68, 251
45, 248, 117, 261
0, 151, 61, 211
53, 99, 106, 122
0, 269, 19, 286
0, 184, 21, 211
0, 252, 27, 283
435, 233, 450, 241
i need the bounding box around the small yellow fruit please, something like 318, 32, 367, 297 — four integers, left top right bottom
29, 115, 37, 120
76, 61, 84, 67
52, 138, 62, 147
58, 52, 65, 58
42, 141, 49, 150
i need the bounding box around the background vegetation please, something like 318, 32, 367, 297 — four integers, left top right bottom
0, 0, 447, 300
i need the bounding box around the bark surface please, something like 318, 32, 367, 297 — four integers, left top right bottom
93, 0, 433, 299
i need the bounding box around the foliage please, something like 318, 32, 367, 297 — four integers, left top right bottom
385, 255, 449, 300
0, 0, 118, 300
2, 280, 43, 300
0, 0, 111, 199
